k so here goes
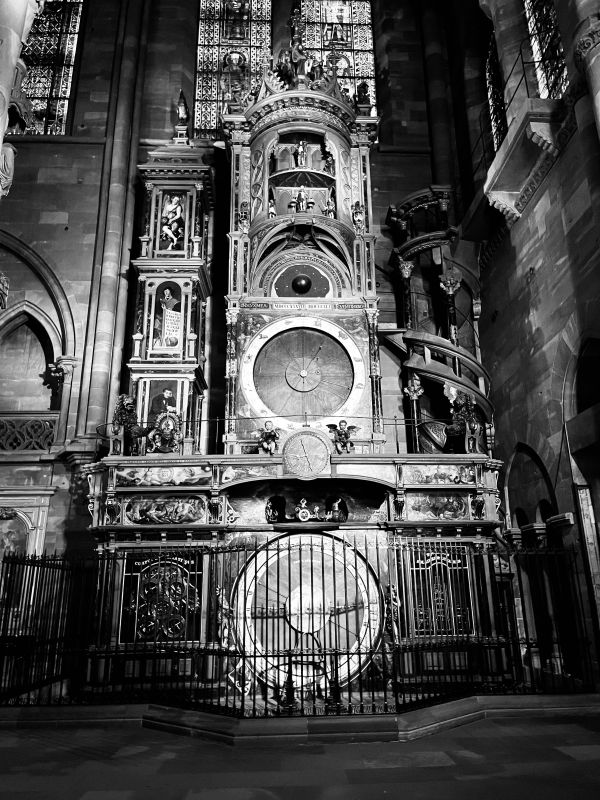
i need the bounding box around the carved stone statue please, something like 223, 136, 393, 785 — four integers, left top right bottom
294, 185, 308, 212
22, 1, 45, 46
294, 140, 307, 168
0, 144, 16, 198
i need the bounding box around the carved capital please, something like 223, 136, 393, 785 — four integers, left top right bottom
403, 375, 424, 402
398, 259, 414, 280
575, 16, 600, 72
440, 266, 462, 297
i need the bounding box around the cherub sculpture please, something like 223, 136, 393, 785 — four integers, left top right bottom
327, 420, 359, 454
256, 420, 280, 455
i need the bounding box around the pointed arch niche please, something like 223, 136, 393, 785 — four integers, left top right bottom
505, 443, 558, 543
0, 230, 77, 448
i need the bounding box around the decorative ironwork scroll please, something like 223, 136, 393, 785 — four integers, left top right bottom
20, 0, 84, 135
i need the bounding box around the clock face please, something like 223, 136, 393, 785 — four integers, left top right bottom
253, 328, 353, 420
283, 431, 330, 477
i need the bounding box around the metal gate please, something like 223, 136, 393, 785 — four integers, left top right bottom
0, 533, 594, 715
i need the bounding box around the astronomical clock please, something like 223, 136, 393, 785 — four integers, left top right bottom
221, 37, 381, 473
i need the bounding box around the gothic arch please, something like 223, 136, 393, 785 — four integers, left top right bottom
0, 229, 76, 355
0, 301, 62, 358
504, 442, 558, 527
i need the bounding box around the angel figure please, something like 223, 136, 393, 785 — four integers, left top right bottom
327, 420, 359, 454
256, 420, 280, 455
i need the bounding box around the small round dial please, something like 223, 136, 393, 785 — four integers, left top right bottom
282, 431, 331, 477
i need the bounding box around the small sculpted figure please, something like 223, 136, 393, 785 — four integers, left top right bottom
327, 420, 359, 454
258, 420, 280, 455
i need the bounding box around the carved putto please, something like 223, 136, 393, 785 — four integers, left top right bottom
327, 420, 359, 454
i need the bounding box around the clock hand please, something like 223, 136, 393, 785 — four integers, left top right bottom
300, 440, 312, 468
303, 345, 322, 373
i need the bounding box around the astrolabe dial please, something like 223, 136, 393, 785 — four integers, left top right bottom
230, 533, 383, 694
283, 431, 331, 477
253, 328, 353, 420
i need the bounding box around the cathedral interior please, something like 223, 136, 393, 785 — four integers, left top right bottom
1, 0, 600, 727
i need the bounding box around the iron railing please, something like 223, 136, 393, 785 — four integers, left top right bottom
0, 537, 594, 714
471, 33, 569, 187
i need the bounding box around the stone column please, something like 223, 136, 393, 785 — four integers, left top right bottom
574, 13, 600, 145
398, 258, 414, 330
224, 307, 239, 437
81, 0, 147, 437
404, 376, 424, 453
420, 0, 453, 185
367, 308, 384, 436
440, 266, 463, 377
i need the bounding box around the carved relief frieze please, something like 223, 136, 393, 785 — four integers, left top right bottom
407, 493, 469, 521
399, 464, 477, 486
115, 465, 213, 488
123, 495, 208, 525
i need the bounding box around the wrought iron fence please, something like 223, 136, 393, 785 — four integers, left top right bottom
0, 535, 594, 714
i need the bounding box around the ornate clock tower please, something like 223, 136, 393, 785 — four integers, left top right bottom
222, 10, 381, 471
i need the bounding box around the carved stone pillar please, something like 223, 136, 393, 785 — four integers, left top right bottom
421, 0, 453, 185
225, 307, 239, 435
440, 266, 463, 376
366, 308, 384, 435
398, 258, 414, 330
404, 375, 424, 453
575, 15, 600, 145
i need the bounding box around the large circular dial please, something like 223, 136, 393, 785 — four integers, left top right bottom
231, 533, 382, 692
253, 328, 353, 419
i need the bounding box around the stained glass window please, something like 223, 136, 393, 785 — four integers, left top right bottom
195, 0, 272, 137
20, 1, 83, 135
301, 1, 376, 110
523, 0, 568, 100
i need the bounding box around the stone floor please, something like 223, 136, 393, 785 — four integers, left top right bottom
1, 715, 600, 799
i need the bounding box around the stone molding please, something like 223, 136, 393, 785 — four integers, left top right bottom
574, 15, 600, 71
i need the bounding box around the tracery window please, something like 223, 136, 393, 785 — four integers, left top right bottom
20, 0, 83, 135
195, 0, 272, 137
523, 0, 568, 100
301, 1, 376, 110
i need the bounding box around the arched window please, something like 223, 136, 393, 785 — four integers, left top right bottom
20, 0, 84, 135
